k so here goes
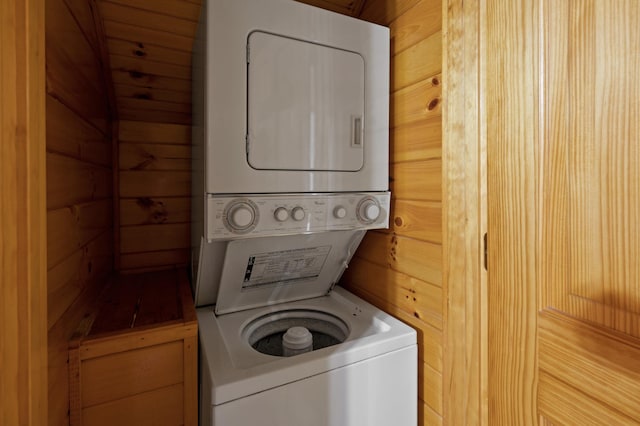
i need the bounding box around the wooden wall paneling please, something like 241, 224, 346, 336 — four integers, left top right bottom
111, 70, 192, 92
120, 171, 191, 197
118, 109, 192, 125
47, 200, 113, 269
118, 98, 191, 114
101, 0, 201, 21
120, 197, 191, 226
120, 250, 191, 271
103, 20, 194, 52
47, 231, 113, 330
295, 0, 366, 16
119, 120, 191, 144
114, 83, 192, 105
111, 54, 192, 80
389, 0, 442, 55
344, 259, 443, 329
391, 159, 442, 201
0, 0, 48, 423
357, 232, 442, 286
121, 223, 191, 254
392, 31, 442, 91
391, 116, 442, 163
46, 0, 114, 423
107, 38, 192, 67
99, 1, 197, 37
420, 361, 443, 416
391, 74, 442, 128
392, 200, 442, 243
46, 0, 109, 133
359, 0, 421, 25
442, 0, 487, 423
47, 153, 113, 210
46, 96, 112, 167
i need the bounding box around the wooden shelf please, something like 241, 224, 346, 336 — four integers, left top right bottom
69, 268, 197, 426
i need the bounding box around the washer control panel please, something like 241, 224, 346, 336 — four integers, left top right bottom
207, 192, 390, 240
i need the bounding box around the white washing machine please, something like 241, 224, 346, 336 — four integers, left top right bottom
191, 0, 417, 424
195, 224, 417, 426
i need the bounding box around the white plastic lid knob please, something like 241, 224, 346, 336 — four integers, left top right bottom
282, 326, 313, 350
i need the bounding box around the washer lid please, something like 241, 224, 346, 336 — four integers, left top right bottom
214, 230, 365, 315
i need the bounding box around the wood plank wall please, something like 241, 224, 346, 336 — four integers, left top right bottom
341, 1, 444, 425
45, 0, 114, 423
118, 121, 192, 271
94, 0, 200, 271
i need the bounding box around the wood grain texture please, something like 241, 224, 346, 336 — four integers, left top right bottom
345, 258, 443, 329
538, 309, 640, 422
45, 0, 114, 423
0, 0, 48, 423
442, 0, 487, 425
81, 384, 184, 426
392, 200, 442, 243
46, 0, 109, 133
485, 0, 539, 424
392, 31, 442, 91
359, 0, 421, 25
120, 249, 190, 271
120, 223, 191, 254
120, 170, 191, 198
391, 159, 442, 201
391, 116, 442, 163
391, 74, 442, 128
119, 120, 191, 144
46, 96, 111, 167
120, 197, 190, 225
389, 0, 442, 55
82, 341, 183, 406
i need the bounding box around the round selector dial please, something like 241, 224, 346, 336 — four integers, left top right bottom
357, 197, 381, 224
224, 199, 259, 233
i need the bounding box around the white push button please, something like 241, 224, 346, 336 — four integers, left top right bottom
274, 207, 289, 222
333, 206, 347, 219
291, 207, 305, 221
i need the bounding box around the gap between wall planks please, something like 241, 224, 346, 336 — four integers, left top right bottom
340, 0, 444, 424
118, 120, 192, 272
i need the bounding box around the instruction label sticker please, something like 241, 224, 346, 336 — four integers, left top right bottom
242, 246, 331, 290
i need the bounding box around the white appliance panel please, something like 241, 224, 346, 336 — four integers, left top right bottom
199, 0, 389, 194
207, 347, 417, 426
248, 31, 365, 172
214, 230, 364, 314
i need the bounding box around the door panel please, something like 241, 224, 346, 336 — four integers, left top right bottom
486, 0, 640, 423
539, 0, 640, 422
542, 0, 640, 331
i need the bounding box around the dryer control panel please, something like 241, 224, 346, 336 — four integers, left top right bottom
206, 192, 390, 241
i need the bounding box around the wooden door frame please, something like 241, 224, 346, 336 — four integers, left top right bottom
0, 0, 48, 423
443, 0, 488, 424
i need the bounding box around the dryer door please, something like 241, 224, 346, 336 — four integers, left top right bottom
247, 31, 365, 172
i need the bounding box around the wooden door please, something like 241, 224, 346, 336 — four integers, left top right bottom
486, 0, 640, 424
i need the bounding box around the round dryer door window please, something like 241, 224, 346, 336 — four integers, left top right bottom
243, 310, 349, 357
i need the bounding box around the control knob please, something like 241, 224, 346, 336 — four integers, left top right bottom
357, 198, 381, 223
224, 200, 258, 233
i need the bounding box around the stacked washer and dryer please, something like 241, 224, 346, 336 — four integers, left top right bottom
191, 0, 417, 424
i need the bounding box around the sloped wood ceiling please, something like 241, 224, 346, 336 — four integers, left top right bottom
96, 0, 364, 125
